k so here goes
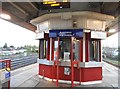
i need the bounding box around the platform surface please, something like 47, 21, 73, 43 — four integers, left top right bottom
8, 61, 119, 88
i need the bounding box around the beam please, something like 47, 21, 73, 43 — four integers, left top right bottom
105, 15, 120, 36
28, 2, 38, 11
8, 1, 29, 16
99, 2, 105, 12
106, 15, 120, 29
0, 8, 36, 32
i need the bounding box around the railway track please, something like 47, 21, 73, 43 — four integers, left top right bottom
0, 55, 37, 70
1, 56, 119, 70
103, 60, 120, 69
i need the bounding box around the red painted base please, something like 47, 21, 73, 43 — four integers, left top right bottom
39, 64, 102, 82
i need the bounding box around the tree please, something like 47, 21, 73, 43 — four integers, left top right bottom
10, 45, 15, 48
3, 43, 8, 49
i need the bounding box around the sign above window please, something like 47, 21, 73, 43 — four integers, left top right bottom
49, 29, 83, 38
91, 31, 106, 39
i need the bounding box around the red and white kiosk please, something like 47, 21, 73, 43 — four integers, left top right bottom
31, 11, 114, 87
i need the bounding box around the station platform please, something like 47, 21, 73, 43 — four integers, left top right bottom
9, 62, 119, 88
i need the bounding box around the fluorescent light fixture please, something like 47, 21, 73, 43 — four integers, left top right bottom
0, 13, 11, 20
63, 0, 68, 2
43, 1, 56, 4
51, 3, 60, 6
109, 29, 116, 33
93, 21, 100, 24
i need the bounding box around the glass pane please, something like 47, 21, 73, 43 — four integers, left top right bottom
90, 40, 100, 62
60, 38, 70, 60
73, 38, 80, 60
54, 41, 58, 60
44, 40, 46, 58
54, 38, 71, 60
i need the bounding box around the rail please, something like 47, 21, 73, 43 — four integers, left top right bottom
103, 59, 120, 69
0, 56, 37, 70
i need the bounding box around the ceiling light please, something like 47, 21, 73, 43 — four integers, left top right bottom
108, 29, 116, 33
51, 3, 60, 6
43, 1, 56, 4
60, 6, 63, 8
63, 0, 68, 2
0, 13, 11, 20
93, 21, 100, 24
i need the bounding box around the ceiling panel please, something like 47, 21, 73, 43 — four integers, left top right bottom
0, 2, 119, 33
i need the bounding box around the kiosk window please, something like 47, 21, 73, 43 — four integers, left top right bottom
73, 38, 80, 60
90, 40, 100, 62
54, 38, 71, 60
60, 38, 70, 60
54, 40, 58, 60
39, 39, 48, 59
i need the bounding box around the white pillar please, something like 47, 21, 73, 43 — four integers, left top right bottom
50, 38, 52, 61
83, 33, 86, 62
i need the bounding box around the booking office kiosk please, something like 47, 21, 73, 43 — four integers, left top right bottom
30, 11, 113, 87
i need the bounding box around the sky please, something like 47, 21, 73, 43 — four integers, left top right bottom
102, 32, 118, 48
0, 18, 39, 47
0, 18, 119, 48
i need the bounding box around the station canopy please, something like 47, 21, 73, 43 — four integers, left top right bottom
0, 1, 119, 36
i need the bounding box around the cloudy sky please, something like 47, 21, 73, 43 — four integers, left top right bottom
0, 18, 118, 48
102, 32, 118, 48
0, 18, 39, 47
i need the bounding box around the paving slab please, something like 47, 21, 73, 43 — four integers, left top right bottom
10, 63, 38, 87
8, 62, 119, 88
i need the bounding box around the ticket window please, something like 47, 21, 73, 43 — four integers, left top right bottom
54, 38, 71, 60
53, 38, 81, 61
90, 39, 101, 62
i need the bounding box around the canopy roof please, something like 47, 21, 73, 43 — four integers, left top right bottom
0, 2, 119, 36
